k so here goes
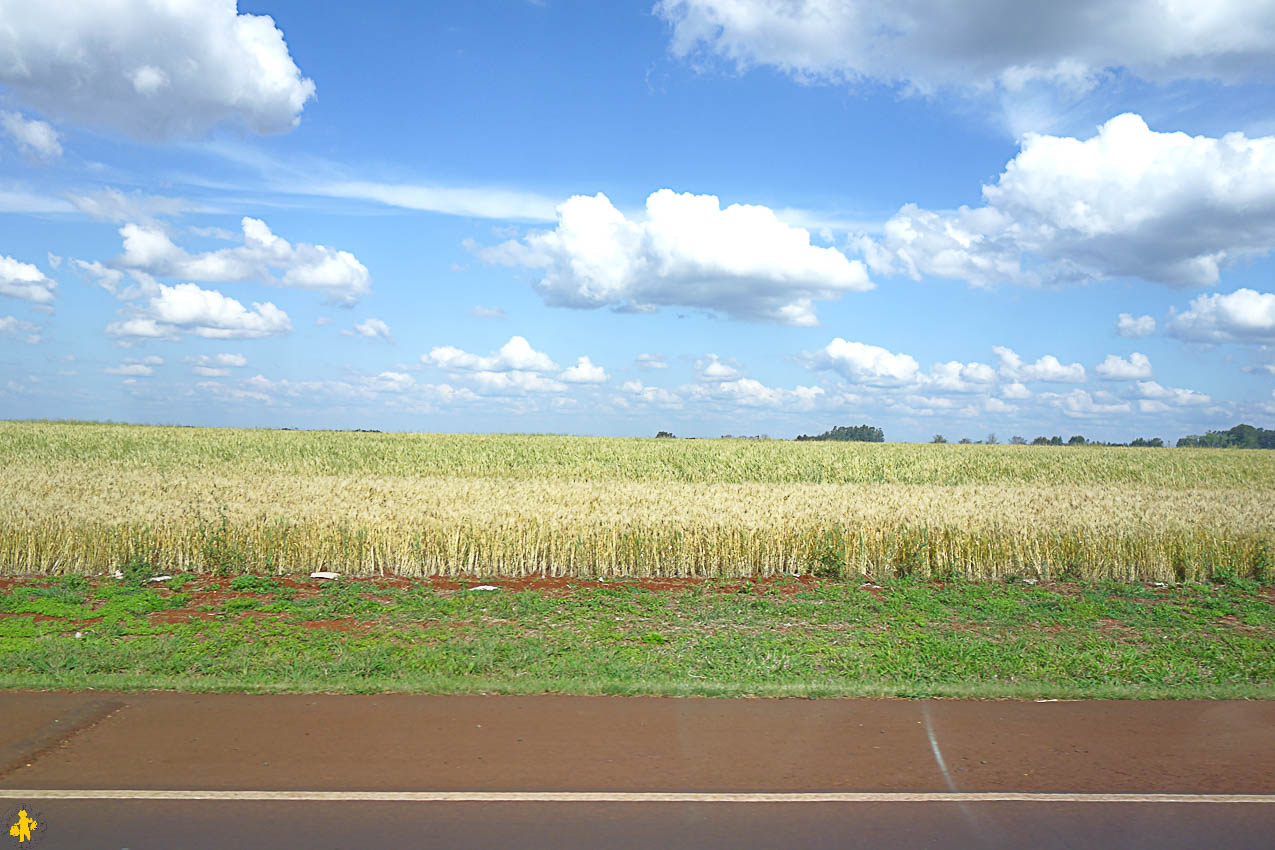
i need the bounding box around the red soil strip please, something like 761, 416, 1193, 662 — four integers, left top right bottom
297, 618, 370, 633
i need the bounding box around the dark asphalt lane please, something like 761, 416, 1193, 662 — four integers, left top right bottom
10, 800, 1275, 849
0, 691, 1272, 848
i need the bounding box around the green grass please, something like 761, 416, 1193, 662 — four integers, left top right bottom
1, 574, 1272, 699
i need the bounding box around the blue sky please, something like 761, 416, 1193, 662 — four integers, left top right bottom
3, 0, 1275, 441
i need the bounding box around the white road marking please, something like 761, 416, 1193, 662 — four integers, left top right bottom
921, 704, 956, 793
0, 790, 1272, 804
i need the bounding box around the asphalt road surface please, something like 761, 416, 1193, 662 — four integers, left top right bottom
1, 692, 1272, 848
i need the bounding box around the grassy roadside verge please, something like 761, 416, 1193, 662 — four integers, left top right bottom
1, 574, 1272, 699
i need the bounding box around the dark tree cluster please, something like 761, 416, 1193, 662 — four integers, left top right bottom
1020, 434, 1164, 447
1177, 424, 1275, 449
795, 424, 885, 443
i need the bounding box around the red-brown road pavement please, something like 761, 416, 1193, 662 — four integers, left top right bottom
0, 691, 1272, 848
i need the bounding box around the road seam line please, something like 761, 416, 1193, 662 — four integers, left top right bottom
0, 700, 125, 779
1, 790, 1273, 804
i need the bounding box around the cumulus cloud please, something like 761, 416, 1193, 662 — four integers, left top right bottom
804, 338, 920, 385
0, 111, 61, 160
993, 346, 1086, 382
421, 336, 578, 395
655, 0, 1275, 91
469, 371, 568, 394
106, 282, 291, 340
620, 380, 682, 407
636, 353, 668, 369
1042, 389, 1132, 418
342, 318, 392, 341
480, 189, 871, 326
860, 114, 1275, 289
924, 360, 997, 392
1166, 288, 1275, 343
1095, 352, 1152, 380
106, 363, 153, 376
1135, 381, 1211, 406
687, 377, 824, 410
560, 356, 609, 384
695, 354, 740, 380
1116, 313, 1156, 338
0, 255, 57, 304
232, 371, 473, 407
423, 336, 558, 373
111, 217, 371, 305
187, 352, 246, 376
0, 315, 40, 343
0, 0, 315, 138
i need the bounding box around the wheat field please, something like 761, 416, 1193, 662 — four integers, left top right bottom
2, 420, 1272, 582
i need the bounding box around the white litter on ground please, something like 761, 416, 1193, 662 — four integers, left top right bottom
310, 571, 340, 580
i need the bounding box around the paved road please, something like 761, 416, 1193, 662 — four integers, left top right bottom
0, 692, 1272, 848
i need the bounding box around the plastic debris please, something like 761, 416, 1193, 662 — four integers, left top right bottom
469, 585, 499, 591
310, 571, 340, 580
148, 575, 173, 583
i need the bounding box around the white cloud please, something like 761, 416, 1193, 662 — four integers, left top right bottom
342, 318, 392, 341
560, 356, 609, 384
470, 371, 568, 394
197, 381, 274, 405
480, 189, 871, 325
0, 111, 61, 160
924, 360, 996, 392
1095, 352, 1152, 380
0, 0, 314, 138
655, 0, 1275, 91
188, 352, 246, 376
1043, 389, 1132, 418
106, 363, 154, 376
67, 188, 196, 223
1166, 288, 1275, 343
1136, 381, 1211, 406
113, 217, 371, 305
696, 354, 740, 380
470, 305, 506, 319
0, 315, 40, 343
855, 204, 1027, 288
46, 253, 61, 269
423, 336, 558, 373
805, 338, 920, 385
993, 346, 1086, 383
861, 114, 1275, 289
0, 254, 57, 304
620, 380, 682, 407
235, 371, 474, 407
106, 282, 291, 340
1116, 313, 1156, 338
984, 397, 1017, 414
1001, 381, 1032, 399
636, 353, 668, 369
308, 181, 559, 222
688, 377, 824, 410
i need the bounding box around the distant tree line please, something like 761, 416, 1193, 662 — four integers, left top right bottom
795, 424, 885, 443
1176, 424, 1275, 449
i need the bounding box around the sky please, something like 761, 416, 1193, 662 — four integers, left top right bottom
3, 0, 1275, 442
